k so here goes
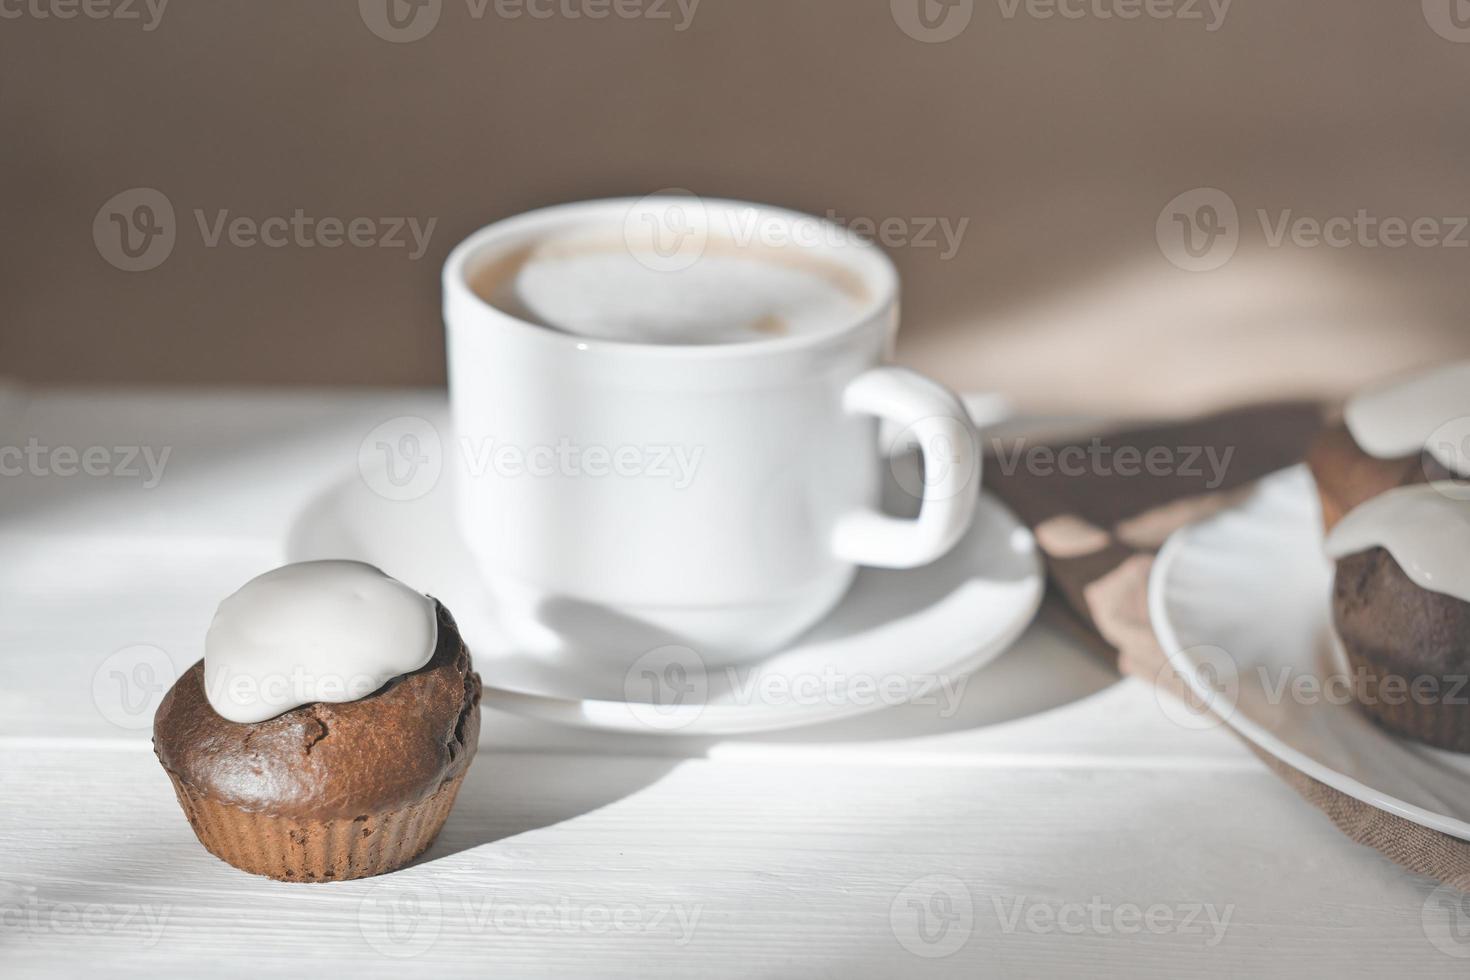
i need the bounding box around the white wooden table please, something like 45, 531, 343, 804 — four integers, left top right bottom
2, 387, 1467, 978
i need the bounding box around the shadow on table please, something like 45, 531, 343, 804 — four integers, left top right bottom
415, 599, 1119, 868
412, 753, 683, 867
722, 596, 1118, 747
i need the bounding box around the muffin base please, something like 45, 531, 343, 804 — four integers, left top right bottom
166, 772, 467, 882
1339, 641, 1470, 754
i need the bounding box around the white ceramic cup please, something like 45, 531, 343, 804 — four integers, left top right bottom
443, 197, 980, 665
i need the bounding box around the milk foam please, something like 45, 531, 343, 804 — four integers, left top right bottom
203, 561, 438, 724
481, 235, 869, 345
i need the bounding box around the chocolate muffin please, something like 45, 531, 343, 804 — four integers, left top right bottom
1331, 546, 1470, 752
1306, 420, 1454, 532
154, 599, 481, 881
1307, 411, 1470, 751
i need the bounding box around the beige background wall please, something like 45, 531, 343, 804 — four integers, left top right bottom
4, 0, 1469, 413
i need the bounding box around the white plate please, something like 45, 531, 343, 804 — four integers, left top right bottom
1150, 465, 1470, 840
287, 455, 1043, 735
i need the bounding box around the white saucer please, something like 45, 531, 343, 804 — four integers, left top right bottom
287, 456, 1044, 735
1150, 465, 1470, 840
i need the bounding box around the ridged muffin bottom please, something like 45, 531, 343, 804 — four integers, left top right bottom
165, 772, 467, 881
1340, 643, 1470, 754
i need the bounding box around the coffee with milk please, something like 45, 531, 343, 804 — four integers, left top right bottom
470, 227, 871, 345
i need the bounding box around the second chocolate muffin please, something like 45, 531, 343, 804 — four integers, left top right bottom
1333, 547, 1470, 752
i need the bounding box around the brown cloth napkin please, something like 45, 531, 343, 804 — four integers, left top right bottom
984, 404, 1470, 891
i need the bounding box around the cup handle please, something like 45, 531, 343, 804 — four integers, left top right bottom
831, 366, 981, 568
